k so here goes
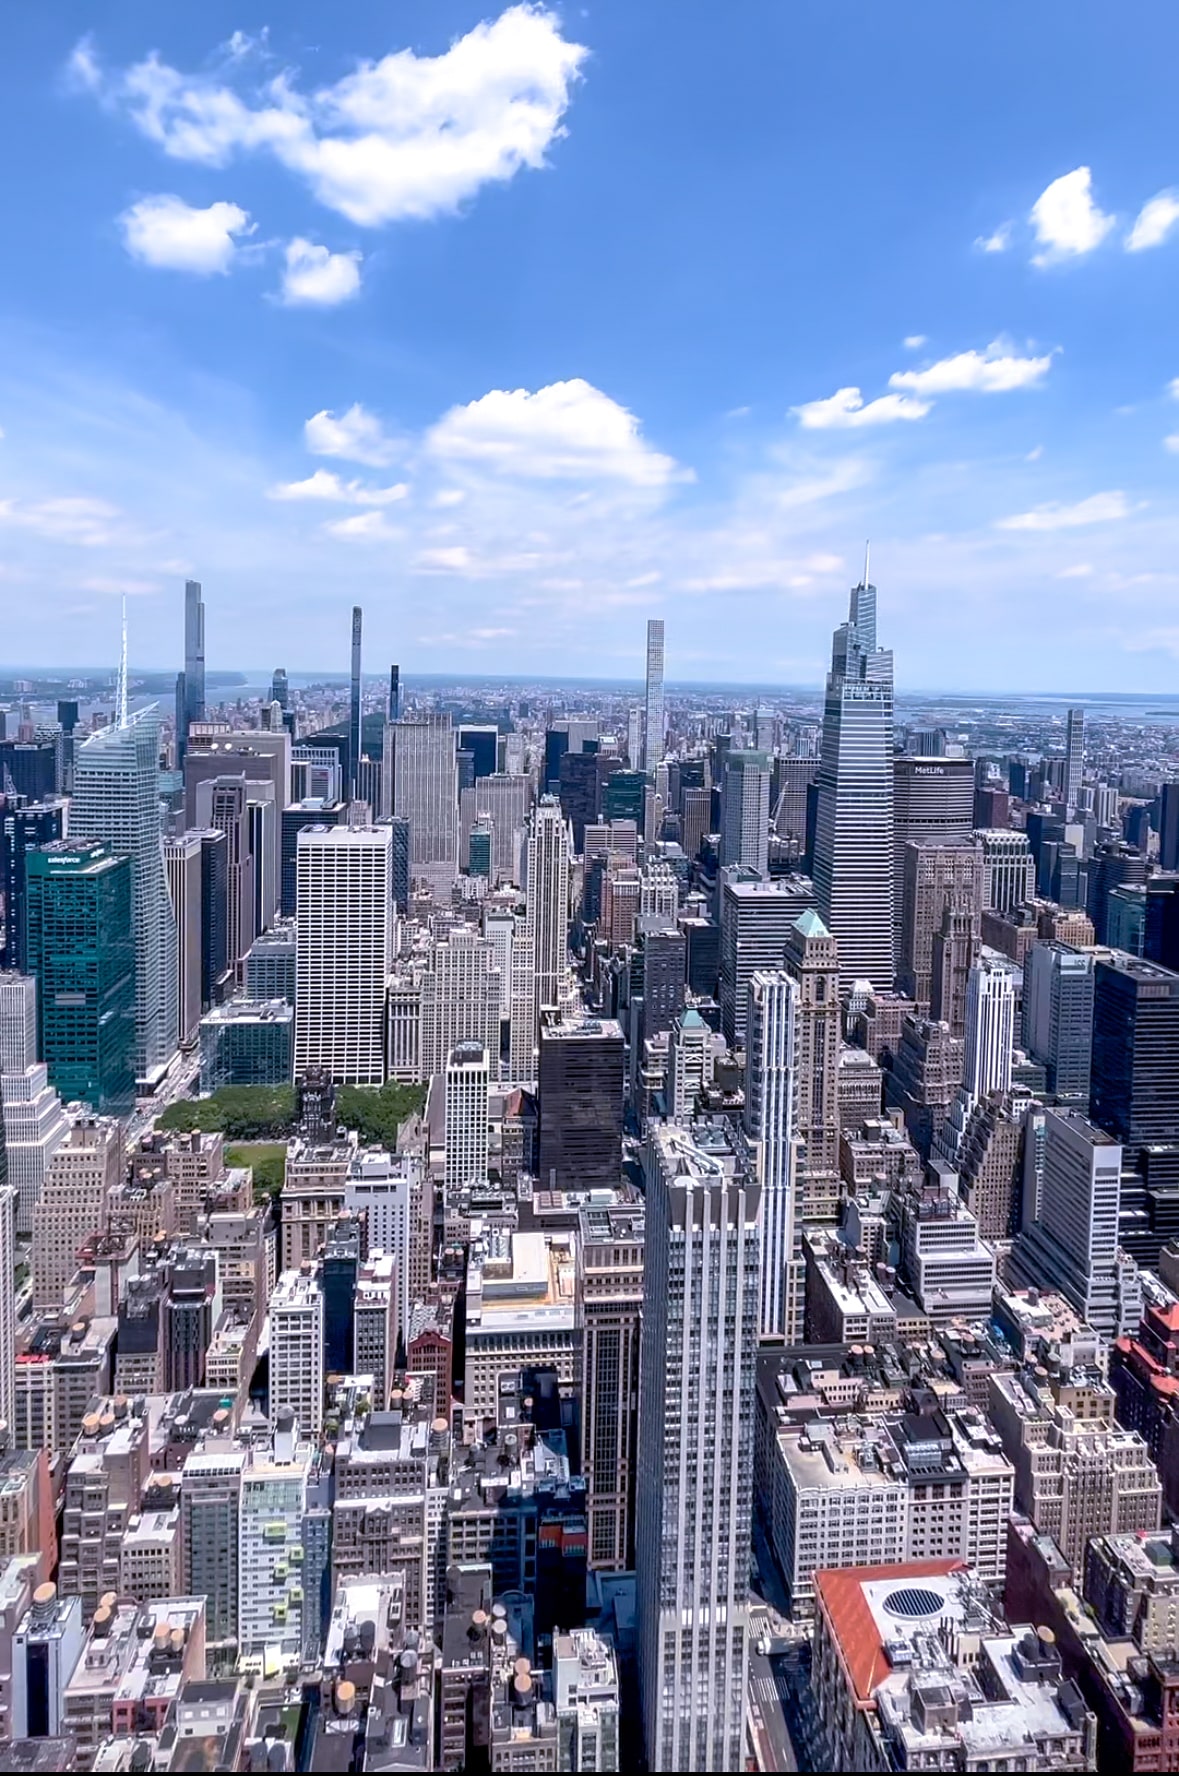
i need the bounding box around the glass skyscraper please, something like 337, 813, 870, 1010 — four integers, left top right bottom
70, 708, 179, 1084
24, 839, 135, 1114
813, 572, 895, 990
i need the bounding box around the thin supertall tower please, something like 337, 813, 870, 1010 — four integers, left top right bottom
812, 554, 895, 991
1065, 706, 1084, 817
643, 618, 665, 773
176, 579, 205, 766
350, 606, 363, 802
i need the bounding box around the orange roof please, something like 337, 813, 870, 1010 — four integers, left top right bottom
815, 1561, 967, 1704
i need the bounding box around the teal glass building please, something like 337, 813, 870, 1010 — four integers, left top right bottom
25, 838, 135, 1114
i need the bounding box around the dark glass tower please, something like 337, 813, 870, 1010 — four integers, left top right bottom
536, 1014, 625, 1192
1090, 953, 1179, 1163
24, 838, 135, 1113
0, 797, 65, 970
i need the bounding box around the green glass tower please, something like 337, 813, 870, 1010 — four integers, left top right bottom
24, 838, 135, 1114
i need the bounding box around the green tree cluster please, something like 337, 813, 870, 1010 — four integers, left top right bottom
157, 1079, 425, 1147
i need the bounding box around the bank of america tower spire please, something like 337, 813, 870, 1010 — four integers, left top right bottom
812, 550, 895, 992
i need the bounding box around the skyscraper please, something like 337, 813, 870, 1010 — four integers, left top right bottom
0, 1184, 15, 1436
719, 751, 771, 875
386, 714, 459, 891
71, 705, 178, 1084
523, 797, 573, 1054
1011, 1110, 1129, 1338
783, 909, 842, 1224
643, 617, 665, 773
163, 833, 203, 1048
294, 824, 392, 1085
444, 1042, 490, 1202
892, 758, 976, 952
962, 954, 1016, 1102
388, 664, 400, 722
0, 797, 65, 972
899, 839, 981, 1010
975, 829, 1036, 913
195, 777, 255, 969
1159, 782, 1179, 874
270, 667, 289, 710
745, 969, 799, 1338
268, 1269, 324, 1436
537, 1014, 624, 1192
581, 1199, 644, 1573
1090, 953, 1179, 1164
1064, 706, 1085, 816
812, 567, 895, 990
175, 579, 205, 767
718, 871, 816, 1046
637, 1120, 759, 1773
0, 971, 69, 1235
1022, 942, 1094, 1105
24, 840, 135, 1115
349, 605, 362, 802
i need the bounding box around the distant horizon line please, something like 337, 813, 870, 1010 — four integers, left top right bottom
3, 666, 1179, 704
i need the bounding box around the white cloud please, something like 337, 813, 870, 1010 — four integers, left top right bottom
0, 495, 124, 546
774, 458, 872, 509
1126, 190, 1179, 252
1164, 434, 1179, 454
120, 194, 252, 273
64, 34, 102, 92
1029, 167, 1114, 264
414, 545, 473, 572
279, 238, 362, 306
431, 488, 466, 508
1026, 445, 1044, 462
73, 6, 588, 228
974, 222, 1013, 254
304, 403, 400, 467
791, 386, 931, 429
1169, 378, 1179, 401
426, 379, 686, 486
268, 469, 408, 504
221, 28, 269, 62
1056, 564, 1093, 579
995, 490, 1131, 531
324, 510, 399, 540
903, 335, 927, 351
889, 341, 1054, 396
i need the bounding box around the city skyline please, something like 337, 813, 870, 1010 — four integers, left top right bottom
3, 4, 1179, 688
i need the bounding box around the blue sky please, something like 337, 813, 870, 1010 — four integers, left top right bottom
3, 2, 1179, 690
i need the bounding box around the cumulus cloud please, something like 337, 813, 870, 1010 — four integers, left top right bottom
119, 193, 253, 273
889, 341, 1054, 396
995, 491, 1131, 531
1030, 168, 1114, 264
70, 6, 588, 228
279, 238, 362, 306
974, 222, 1013, 254
1126, 190, 1179, 252
268, 469, 407, 504
304, 403, 400, 467
791, 387, 930, 429
902, 335, 927, 351
425, 379, 686, 486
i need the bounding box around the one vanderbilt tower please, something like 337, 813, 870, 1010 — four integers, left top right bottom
812, 550, 895, 992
